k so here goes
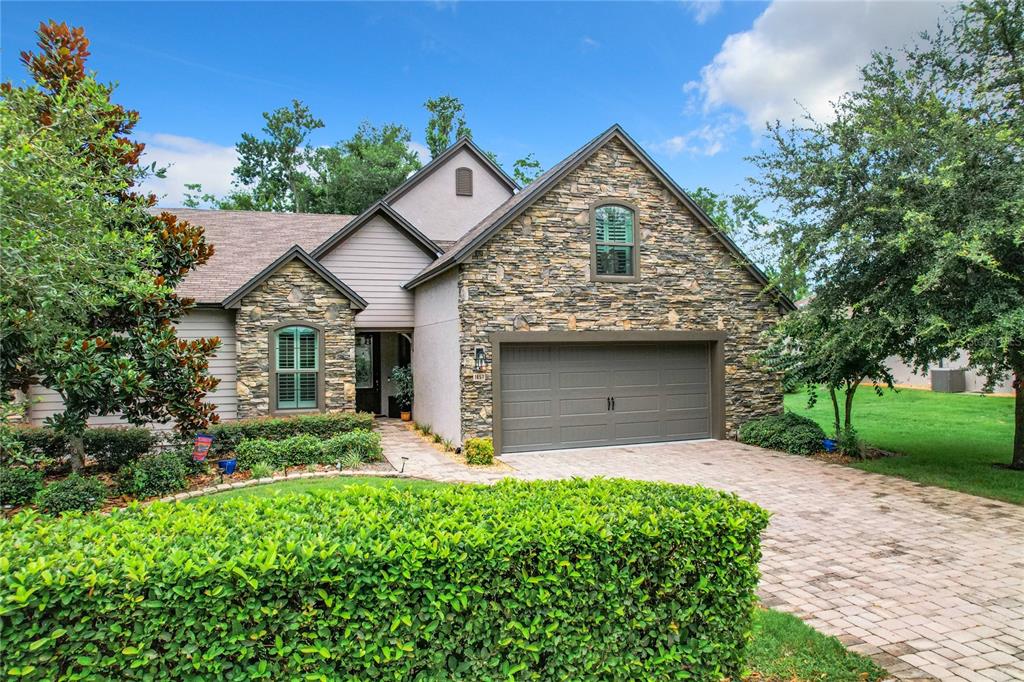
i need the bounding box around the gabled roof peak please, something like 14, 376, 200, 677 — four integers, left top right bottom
310, 200, 443, 260
382, 135, 519, 204
221, 244, 368, 310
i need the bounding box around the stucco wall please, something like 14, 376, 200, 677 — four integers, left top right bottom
456, 137, 783, 441
317, 214, 433, 329
235, 260, 357, 418
25, 308, 238, 428
391, 148, 514, 243
412, 269, 462, 443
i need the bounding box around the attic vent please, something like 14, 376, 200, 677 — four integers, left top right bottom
455, 167, 473, 196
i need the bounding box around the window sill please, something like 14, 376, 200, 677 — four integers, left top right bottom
592, 275, 641, 283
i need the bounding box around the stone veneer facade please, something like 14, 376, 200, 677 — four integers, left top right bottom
235, 260, 357, 418
457, 137, 783, 440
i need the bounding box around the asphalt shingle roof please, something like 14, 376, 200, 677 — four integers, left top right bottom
159, 209, 355, 304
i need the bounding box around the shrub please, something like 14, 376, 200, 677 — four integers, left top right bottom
837, 427, 863, 458
323, 430, 382, 464
235, 438, 279, 471
207, 411, 374, 457
83, 427, 156, 472
33, 474, 107, 515
738, 412, 827, 456
464, 437, 494, 465
10, 425, 155, 471
340, 451, 362, 469
249, 462, 274, 479
8, 426, 67, 466
278, 434, 323, 468
0, 468, 43, 507
0, 479, 768, 680
116, 451, 188, 499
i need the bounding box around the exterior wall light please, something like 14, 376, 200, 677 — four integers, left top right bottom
474, 347, 488, 371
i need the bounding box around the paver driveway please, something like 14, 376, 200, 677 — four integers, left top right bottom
501, 440, 1024, 682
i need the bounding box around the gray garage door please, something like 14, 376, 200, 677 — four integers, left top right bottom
498, 342, 711, 453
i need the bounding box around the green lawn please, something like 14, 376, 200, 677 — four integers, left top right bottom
785, 387, 1022, 504
196, 476, 884, 680
745, 608, 886, 681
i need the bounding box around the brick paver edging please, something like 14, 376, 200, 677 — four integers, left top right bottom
154, 468, 412, 503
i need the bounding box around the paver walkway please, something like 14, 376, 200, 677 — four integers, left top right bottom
500, 441, 1024, 682
378, 420, 505, 484
379, 423, 1024, 682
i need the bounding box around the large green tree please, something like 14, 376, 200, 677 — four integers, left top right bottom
1, 22, 220, 469
750, 0, 1024, 468
229, 99, 323, 212
687, 186, 807, 300
424, 95, 471, 158
299, 122, 421, 214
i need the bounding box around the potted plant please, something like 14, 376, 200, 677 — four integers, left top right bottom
391, 365, 414, 421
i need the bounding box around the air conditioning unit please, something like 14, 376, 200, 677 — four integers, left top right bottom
931, 368, 966, 393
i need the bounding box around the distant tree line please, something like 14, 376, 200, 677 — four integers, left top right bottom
184, 96, 544, 214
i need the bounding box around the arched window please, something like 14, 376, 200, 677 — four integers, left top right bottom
455, 167, 473, 196
591, 203, 639, 280
273, 325, 320, 410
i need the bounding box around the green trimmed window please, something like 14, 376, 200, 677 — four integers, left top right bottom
275, 326, 318, 410
594, 205, 636, 277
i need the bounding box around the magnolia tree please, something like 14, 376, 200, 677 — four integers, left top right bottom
1, 22, 220, 470
749, 0, 1023, 469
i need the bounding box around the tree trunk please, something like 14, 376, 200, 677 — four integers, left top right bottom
1013, 366, 1023, 470
69, 434, 86, 472
828, 387, 841, 439
843, 379, 862, 434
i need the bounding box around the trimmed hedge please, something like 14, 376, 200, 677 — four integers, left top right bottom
84, 428, 156, 472
464, 437, 494, 465
235, 431, 379, 471
322, 430, 382, 463
0, 478, 768, 680
10, 426, 155, 471
207, 411, 375, 457
738, 411, 827, 456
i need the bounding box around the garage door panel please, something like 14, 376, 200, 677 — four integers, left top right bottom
663, 368, 710, 385
558, 370, 609, 390
664, 415, 710, 438
612, 368, 661, 388
664, 392, 709, 410
502, 399, 553, 419
613, 419, 666, 441
502, 371, 551, 392
560, 396, 609, 417
499, 341, 712, 453
503, 426, 555, 449
612, 394, 661, 413
559, 423, 613, 447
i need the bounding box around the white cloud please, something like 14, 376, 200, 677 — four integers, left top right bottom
691, 0, 950, 131
407, 140, 431, 165
684, 1, 722, 25
653, 116, 740, 157
580, 36, 601, 52
139, 133, 237, 207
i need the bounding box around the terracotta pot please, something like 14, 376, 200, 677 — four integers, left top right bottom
400, 411, 412, 422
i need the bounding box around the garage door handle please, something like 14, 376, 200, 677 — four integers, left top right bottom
611, 396, 615, 411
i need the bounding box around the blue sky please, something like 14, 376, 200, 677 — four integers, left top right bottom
1, 1, 949, 207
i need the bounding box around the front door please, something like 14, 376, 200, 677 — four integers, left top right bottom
355, 332, 381, 414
